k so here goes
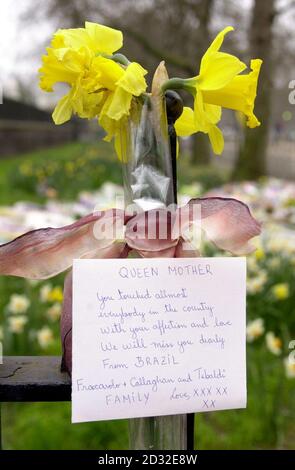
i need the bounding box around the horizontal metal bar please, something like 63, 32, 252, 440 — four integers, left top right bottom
0, 356, 70, 402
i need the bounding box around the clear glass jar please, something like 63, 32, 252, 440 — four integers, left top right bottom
119, 93, 191, 450
120, 94, 175, 212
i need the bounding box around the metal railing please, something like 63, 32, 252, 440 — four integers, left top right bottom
0, 356, 70, 450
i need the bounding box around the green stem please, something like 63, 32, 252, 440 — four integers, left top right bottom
161, 78, 196, 96
98, 52, 130, 66
111, 53, 130, 66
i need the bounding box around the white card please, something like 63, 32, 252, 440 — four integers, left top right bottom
72, 257, 247, 423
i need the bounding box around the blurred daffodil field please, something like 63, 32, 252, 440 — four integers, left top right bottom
0, 141, 294, 449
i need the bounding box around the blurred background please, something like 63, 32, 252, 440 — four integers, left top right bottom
0, 0, 295, 450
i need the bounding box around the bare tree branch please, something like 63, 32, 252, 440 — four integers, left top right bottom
115, 24, 195, 75
275, 0, 295, 16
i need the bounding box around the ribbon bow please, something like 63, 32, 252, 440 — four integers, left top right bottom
0, 196, 261, 372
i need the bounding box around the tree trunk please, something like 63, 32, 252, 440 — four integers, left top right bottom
191, 133, 211, 165
232, 0, 276, 180
190, 0, 213, 165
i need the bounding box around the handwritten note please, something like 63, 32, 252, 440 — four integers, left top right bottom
72, 257, 247, 423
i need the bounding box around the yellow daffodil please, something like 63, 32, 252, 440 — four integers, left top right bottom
48, 286, 64, 303
255, 247, 265, 261
166, 26, 262, 155
39, 22, 262, 161
39, 21, 121, 93
271, 283, 290, 300
187, 26, 246, 131
39, 22, 147, 132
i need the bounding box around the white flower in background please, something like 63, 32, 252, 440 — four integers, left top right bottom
247, 256, 258, 274
46, 303, 62, 322
282, 239, 295, 255
247, 271, 267, 294
8, 316, 28, 334
267, 234, 294, 256
246, 318, 265, 342
40, 283, 52, 303
284, 357, 295, 379
265, 332, 282, 356
267, 237, 290, 255
37, 326, 54, 349
7, 294, 30, 314
25, 210, 74, 230
0, 326, 3, 341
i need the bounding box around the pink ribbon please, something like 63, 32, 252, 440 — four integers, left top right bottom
0, 196, 261, 373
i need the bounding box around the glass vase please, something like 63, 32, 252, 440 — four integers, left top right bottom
119, 94, 192, 450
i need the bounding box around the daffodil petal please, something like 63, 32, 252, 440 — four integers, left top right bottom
175, 106, 198, 136
99, 109, 117, 141
104, 87, 133, 121
53, 28, 89, 50
116, 62, 148, 96
54, 22, 123, 56
199, 52, 246, 90
203, 103, 221, 124
85, 21, 123, 54
208, 125, 224, 155
194, 92, 209, 132
52, 92, 73, 124
201, 26, 234, 70
114, 120, 130, 162
93, 56, 124, 90
39, 49, 81, 92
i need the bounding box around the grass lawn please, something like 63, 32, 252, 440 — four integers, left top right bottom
0, 140, 228, 205
0, 141, 122, 205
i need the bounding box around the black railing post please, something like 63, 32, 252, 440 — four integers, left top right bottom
166, 90, 195, 450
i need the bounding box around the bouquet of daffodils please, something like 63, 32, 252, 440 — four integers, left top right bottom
39, 22, 262, 158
